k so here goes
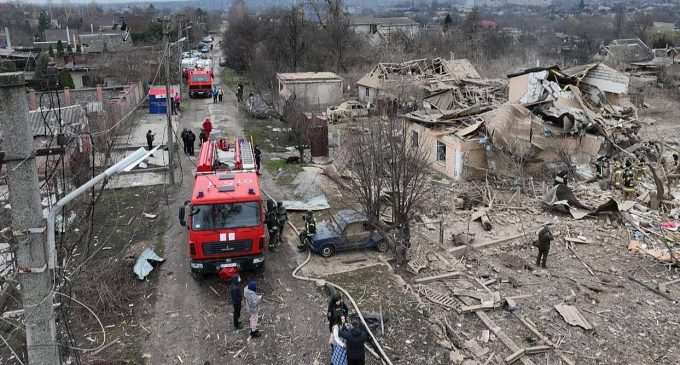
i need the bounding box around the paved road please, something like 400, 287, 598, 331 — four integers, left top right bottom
143, 33, 328, 365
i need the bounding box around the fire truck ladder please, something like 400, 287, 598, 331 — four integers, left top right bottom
238, 137, 256, 171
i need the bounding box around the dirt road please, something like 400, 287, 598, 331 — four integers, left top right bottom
143, 35, 328, 364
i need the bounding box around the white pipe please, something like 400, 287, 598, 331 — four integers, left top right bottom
47, 148, 148, 268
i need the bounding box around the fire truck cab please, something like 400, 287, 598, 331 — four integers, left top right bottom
179, 137, 264, 279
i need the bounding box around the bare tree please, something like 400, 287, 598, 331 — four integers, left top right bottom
283, 97, 310, 163
631, 12, 654, 44
284, 5, 306, 72
310, 0, 352, 73
345, 118, 432, 231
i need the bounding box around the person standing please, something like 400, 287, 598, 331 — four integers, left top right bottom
254, 145, 262, 174
329, 315, 348, 365
230, 276, 242, 329
535, 224, 553, 269
327, 293, 348, 332
218, 87, 224, 102
244, 280, 262, 338
340, 319, 368, 365
187, 129, 196, 156
212, 87, 218, 103
236, 83, 244, 103
202, 118, 213, 138
199, 130, 208, 145
146, 130, 155, 151
181, 128, 189, 155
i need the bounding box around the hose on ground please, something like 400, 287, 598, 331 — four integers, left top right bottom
289, 225, 392, 365
263, 190, 393, 365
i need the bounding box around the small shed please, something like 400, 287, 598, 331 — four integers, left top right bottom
148, 85, 179, 114
275, 72, 343, 115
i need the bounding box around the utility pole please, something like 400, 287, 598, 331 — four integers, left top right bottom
177, 15, 185, 99
0, 73, 60, 364
162, 17, 176, 185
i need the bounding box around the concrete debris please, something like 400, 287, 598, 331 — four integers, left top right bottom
554, 304, 593, 330
133, 248, 165, 280
281, 195, 330, 211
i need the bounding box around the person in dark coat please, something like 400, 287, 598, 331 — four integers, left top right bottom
199, 130, 208, 145
229, 276, 242, 329
186, 130, 196, 156
254, 145, 262, 173
327, 293, 349, 332
535, 224, 553, 268
145, 130, 155, 151
339, 319, 368, 365
181, 129, 189, 155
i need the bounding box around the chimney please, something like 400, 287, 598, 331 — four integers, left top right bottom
91, 23, 94, 33
96, 85, 103, 102
66, 26, 70, 46
4, 27, 11, 50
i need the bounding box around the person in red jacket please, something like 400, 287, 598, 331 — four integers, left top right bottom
202, 118, 213, 139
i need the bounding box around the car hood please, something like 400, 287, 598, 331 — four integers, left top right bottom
312, 221, 340, 242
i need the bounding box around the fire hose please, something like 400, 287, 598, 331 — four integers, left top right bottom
263, 191, 393, 365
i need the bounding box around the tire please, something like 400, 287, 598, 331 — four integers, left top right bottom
320, 245, 335, 258
376, 239, 388, 253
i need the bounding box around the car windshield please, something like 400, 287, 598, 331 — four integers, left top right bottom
191, 75, 210, 82
191, 202, 259, 230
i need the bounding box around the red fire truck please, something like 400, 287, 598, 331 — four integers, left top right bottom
186, 68, 213, 98
179, 137, 264, 280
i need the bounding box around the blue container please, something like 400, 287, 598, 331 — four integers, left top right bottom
149, 98, 167, 114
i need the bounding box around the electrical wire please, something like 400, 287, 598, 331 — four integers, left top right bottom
54, 291, 106, 353
0, 332, 24, 365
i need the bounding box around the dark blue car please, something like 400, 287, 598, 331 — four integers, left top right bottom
310, 210, 387, 257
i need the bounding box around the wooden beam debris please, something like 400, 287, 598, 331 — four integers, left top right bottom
627, 275, 677, 302
413, 271, 461, 283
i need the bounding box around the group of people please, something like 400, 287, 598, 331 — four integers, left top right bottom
180, 129, 197, 156
212, 87, 224, 103
327, 294, 370, 365
229, 276, 263, 338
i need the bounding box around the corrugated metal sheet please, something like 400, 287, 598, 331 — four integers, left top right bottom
86, 102, 103, 113
29, 104, 87, 137
581, 64, 629, 94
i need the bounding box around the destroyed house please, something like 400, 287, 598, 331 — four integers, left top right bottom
349, 16, 420, 39
356, 57, 482, 104
595, 38, 654, 66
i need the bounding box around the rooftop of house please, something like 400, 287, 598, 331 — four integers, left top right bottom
276, 72, 342, 82
350, 16, 419, 26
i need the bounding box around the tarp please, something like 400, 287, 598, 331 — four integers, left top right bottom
282, 195, 330, 211
133, 248, 165, 280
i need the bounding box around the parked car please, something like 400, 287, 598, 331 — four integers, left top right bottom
326, 100, 369, 123
199, 45, 210, 53
309, 210, 387, 257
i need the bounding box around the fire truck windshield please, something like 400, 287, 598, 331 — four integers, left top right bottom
191, 202, 260, 230
191, 75, 210, 83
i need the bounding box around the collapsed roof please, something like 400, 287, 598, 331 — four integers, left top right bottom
357, 57, 482, 93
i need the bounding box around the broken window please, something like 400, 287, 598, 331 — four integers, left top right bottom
411, 130, 419, 147
437, 140, 446, 162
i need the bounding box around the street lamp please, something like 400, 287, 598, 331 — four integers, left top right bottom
46, 147, 154, 268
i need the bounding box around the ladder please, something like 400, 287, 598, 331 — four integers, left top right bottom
238, 137, 256, 171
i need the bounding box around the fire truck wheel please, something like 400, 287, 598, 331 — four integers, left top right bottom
376, 240, 388, 253
320, 245, 335, 258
